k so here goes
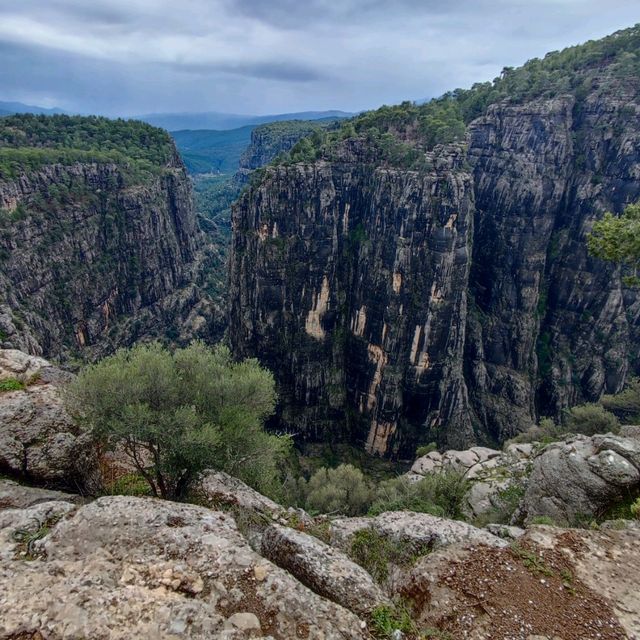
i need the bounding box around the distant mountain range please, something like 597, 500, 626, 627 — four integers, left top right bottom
0, 101, 353, 132
0, 101, 67, 117
135, 110, 354, 132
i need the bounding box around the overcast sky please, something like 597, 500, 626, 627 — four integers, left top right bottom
0, 0, 637, 116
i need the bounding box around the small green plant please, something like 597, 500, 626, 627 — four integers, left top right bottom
106, 473, 152, 497
0, 377, 25, 393
12, 515, 62, 560
511, 544, 554, 577
369, 603, 415, 638
415, 442, 438, 457
350, 528, 430, 584
631, 497, 640, 519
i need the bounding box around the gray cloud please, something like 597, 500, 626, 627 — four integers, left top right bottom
0, 0, 637, 116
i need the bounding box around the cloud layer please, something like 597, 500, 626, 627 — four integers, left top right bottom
0, 0, 637, 116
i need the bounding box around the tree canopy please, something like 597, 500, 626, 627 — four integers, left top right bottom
0, 114, 174, 181
65, 341, 291, 500
588, 202, 640, 285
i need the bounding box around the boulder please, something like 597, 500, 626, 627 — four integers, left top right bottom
261, 523, 389, 615
330, 511, 508, 553
520, 434, 640, 525
0, 348, 97, 489
0, 495, 368, 639
196, 470, 283, 516
407, 443, 534, 520
0, 478, 81, 509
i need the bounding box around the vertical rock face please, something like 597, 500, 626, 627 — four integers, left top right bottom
0, 151, 215, 360
466, 79, 640, 442
229, 50, 640, 455
230, 145, 475, 454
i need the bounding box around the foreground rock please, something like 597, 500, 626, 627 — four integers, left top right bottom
0, 349, 98, 489
331, 510, 508, 552
262, 523, 389, 615
0, 478, 81, 509
520, 433, 640, 526
0, 495, 368, 639
400, 525, 640, 639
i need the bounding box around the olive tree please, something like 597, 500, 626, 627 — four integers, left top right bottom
66, 341, 290, 500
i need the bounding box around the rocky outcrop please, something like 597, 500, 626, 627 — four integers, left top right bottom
0, 495, 369, 639
229, 43, 640, 455
408, 443, 534, 519
261, 523, 389, 615
400, 524, 639, 639
236, 119, 339, 181
0, 150, 218, 361
520, 433, 640, 525
0, 478, 80, 509
2, 479, 639, 639
0, 349, 97, 488
330, 510, 508, 552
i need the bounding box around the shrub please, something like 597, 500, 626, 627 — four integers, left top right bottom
415, 442, 438, 457
369, 471, 469, 519
506, 417, 564, 445
0, 377, 25, 393
601, 377, 640, 421
631, 497, 640, 520
563, 403, 619, 436
66, 341, 290, 500
349, 528, 430, 583
303, 464, 372, 516
369, 603, 415, 638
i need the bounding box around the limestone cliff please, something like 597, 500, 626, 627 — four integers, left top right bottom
0, 116, 219, 361
229, 27, 640, 455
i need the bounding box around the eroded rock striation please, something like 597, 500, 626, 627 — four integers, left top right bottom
229, 30, 640, 454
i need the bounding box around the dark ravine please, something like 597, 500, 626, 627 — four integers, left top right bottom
0, 148, 221, 361
229, 41, 640, 455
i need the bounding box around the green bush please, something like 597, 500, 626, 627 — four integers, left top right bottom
107, 473, 152, 497
507, 417, 565, 445
564, 403, 619, 436
601, 377, 640, 421
0, 377, 25, 393
369, 603, 415, 638
349, 528, 430, 583
631, 498, 640, 520
369, 471, 469, 519
303, 464, 372, 516
415, 442, 438, 457
66, 341, 290, 500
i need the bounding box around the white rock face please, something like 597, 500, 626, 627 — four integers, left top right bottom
0, 495, 369, 639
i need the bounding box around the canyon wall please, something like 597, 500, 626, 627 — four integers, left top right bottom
229, 57, 640, 455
